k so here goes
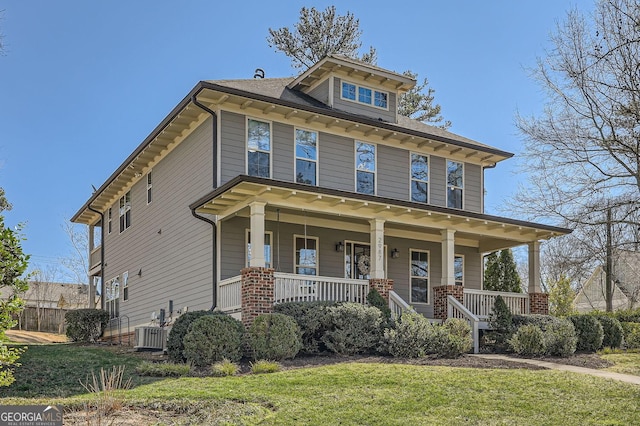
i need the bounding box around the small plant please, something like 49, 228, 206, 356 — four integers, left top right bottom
486, 295, 513, 351
508, 325, 546, 357
211, 358, 240, 377
183, 315, 244, 366
569, 315, 604, 352
80, 365, 132, 420
135, 361, 191, 377
65, 309, 109, 343
246, 313, 302, 361
367, 287, 391, 320
250, 360, 281, 374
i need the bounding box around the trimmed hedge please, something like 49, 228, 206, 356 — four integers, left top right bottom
65, 309, 109, 342
274, 301, 337, 354
167, 310, 224, 363
621, 322, 640, 349
590, 314, 623, 349
321, 303, 384, 355
246, 313, 302, 361
183, 315, 245, 366
439, 318, 473, 358
568, 315, 604, 352
512, 314, 577, 357
509, 325, 546, 357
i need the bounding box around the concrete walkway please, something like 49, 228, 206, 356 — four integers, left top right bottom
472, 354, 640, 385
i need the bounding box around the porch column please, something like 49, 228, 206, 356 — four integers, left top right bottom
440, 229, 456, 286
369, 219, 385, 279
528, 241, 541, 293
249, 201, 266, 267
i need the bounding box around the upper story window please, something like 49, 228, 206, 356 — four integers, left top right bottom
119, 191, 131, 233
355, 142, 376, 195
295, 128, 318, 185
454, 255, 464, 286
295, 235, 318, 276
146, 171, 153, 204
410, 249, 429, 304
447, 160, 464, 209
247, 118, 271, 178
341, 81, 388, 109
411, 153, 429, 203
107, 207, 112, 234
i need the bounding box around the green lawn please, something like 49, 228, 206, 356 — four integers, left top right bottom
2, 344, 640, 425
601, 351, 640, 376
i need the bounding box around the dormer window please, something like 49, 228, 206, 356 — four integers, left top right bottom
341, 81, 388, 110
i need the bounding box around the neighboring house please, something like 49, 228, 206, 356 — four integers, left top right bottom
574, 250, 640, 312
71, 55, 570, 349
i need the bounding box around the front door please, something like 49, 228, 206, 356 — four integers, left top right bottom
345, 242, 371, 279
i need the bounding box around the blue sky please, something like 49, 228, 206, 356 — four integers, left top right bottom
0, 1, 590, 280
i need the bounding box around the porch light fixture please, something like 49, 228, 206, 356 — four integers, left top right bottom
391, 248, 399, 259
336, 241, 344, 252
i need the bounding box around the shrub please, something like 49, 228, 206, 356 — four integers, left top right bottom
182, 315, 244, 367
65, 309, 109, 342
512, 314, 560, 330
135, 361, 191, 377
321, 303, 384, 355
612, 308, 640, 324
621, 322, 640, 349
590, 314, 623, 349
382, 311, 437, 358
211, 359, 240, 377
250, 360, 281, 374
512, 314, 577, 357
437, 318, 473, 358
569, 315, 604, 352
508, 325, 546, 357
367, 287, 391, 320
246, 313, 302, 361
486, 296, 513, 351
274, 301, 337, 354
167, 310, 224, 363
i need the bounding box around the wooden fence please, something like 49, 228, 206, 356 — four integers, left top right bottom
12, 307, 69, 334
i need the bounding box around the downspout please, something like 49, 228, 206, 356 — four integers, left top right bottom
191, 92, 219, 310
87, 205, 105, 311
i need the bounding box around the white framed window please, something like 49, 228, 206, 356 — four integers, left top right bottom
355, 141, 376, 195
341, 80, 388, 109
119, 191, 131, 233
247, 118, 271, 178
295, 235, 318, 276
105, 276, 120, 319
295, 128, 318, 185
246, 230, 273, 268
454, 255, 464, 286
146, 171, 153, 204
410, 249, 429, 304
447, 160, 464, 209
410, 153, 429, 203
122, 271, 129, 301
107, 207, 112, 234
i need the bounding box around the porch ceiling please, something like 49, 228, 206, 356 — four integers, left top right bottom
190, 176, 571, 252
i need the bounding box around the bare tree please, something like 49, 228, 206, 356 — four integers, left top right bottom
511, 0, 640, 309
61, 220, 89, 285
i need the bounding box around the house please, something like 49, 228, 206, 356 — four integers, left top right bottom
574, 250, 640, 312
71, 55, 570, 350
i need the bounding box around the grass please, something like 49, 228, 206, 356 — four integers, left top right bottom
2, 344, 640, 425
601, 350, 640, 376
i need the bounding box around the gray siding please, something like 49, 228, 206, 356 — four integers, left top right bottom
378, 145, 409, 200
333, 78, 396, 123
102, 118, 214, 328
456, 246, 482, 290
318, 132, 353, 191
465, 163, 482, 213
430, 156, 446, 207
307, 79, 330, 105
220, 111, 245, 185
273, 122, 294, 181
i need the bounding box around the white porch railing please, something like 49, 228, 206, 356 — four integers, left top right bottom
389, 290, 414, 320
463, 289, 529, 319
218, 276, 242, 312
274, 272, 369, 304
447, 295, 480, 354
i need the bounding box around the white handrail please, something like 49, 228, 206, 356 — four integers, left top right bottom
463, 289, 529, 319
447, 295, 480, 354
274, 272, 368, 304
389, 290, 414, 320
218, 276, 242, 312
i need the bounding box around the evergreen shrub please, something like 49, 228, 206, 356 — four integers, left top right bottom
246, 313, 302, 361
182, 315, 244, 366
590, 314, 623, 348
167, 310, 224, 363
508, 324, 546, 357
568, 315, 604, 352
65, 309, 109, 343
321, 303, 383, 355
274, 301, 337, 354
621, 322, 640, 349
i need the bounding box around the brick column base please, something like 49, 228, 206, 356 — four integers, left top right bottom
369, 278, 394, 301
433, 285, 464, 320
241, 267, 275, 328
529, 292, 549, 315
